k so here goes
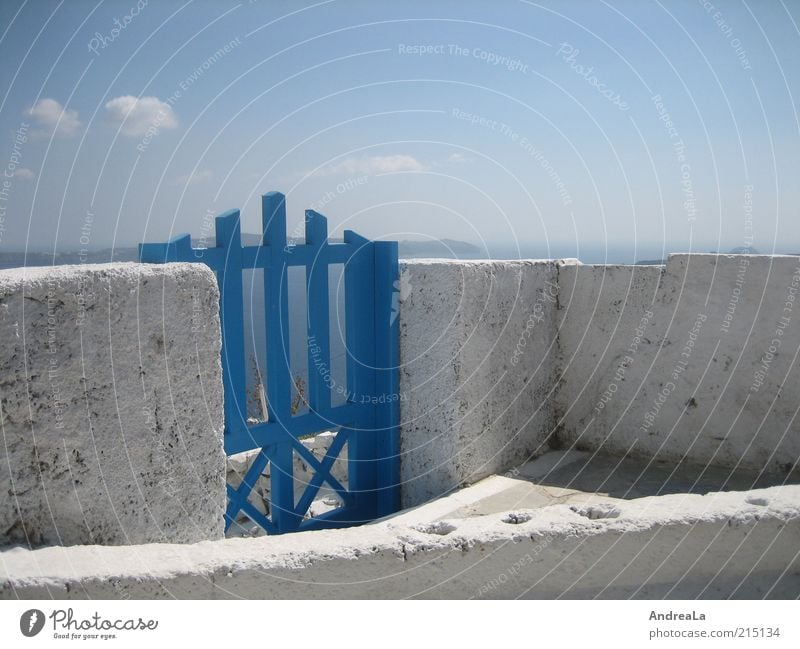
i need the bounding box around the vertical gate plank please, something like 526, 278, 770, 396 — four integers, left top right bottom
374, 241, 400, 516
262, 192, 297, 532
215, 210, 247, 437
305, 209, 331, 418
344, 229, 377, 519
138, 233, 192, 263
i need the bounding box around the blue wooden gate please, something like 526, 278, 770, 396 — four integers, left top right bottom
139, 191, 400, 534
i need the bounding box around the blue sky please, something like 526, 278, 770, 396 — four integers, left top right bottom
1, 0, 798, 259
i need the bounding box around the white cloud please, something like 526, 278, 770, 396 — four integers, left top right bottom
12, 168, 34, 180
26, 98, 81, 138
447, 152, 472, 164
175, 169, 214, 186
315, 154, 427, 177
105, 95, 177, 137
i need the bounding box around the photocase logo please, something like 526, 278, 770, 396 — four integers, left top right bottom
20, 609, 45, 637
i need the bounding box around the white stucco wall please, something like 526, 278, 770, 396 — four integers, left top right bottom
0, 263, 225, 547
2, 253, 797, 558
397, 254, 800, 507
557, 254, 800, 474
398, 260, 566, 508
2, 254, 799, 599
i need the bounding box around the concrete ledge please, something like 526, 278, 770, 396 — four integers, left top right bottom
2, 479, 798, 598
0, 263, 226, 547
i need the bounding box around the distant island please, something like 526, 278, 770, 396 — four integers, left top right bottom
634, 246, 779, 266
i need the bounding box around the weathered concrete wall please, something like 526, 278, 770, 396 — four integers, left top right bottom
0, 263, 225, 547
399, 253, 800, 506
557, 254, 800, 475
3, 482, 797, 599
3, 253, 797, 555
398, 260, 565, 508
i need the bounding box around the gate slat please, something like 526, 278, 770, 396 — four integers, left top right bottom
291, 430, 350, 516
343, 229, 377, 516
139, 232, 192, 263
215, 210, 248, 437
262, 192, 298, 532
374, 241, 401, 516
305, 209, 332, 417
224, 448, 270, 530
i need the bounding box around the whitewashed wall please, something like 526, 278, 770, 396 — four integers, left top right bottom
0, 263, 225, 546
398, 260, 566, 507
398, 254, 800, 507
557, 254, 800, 475
2, 254, 798, 550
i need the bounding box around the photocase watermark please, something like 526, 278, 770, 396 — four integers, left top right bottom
698, 0, 753, 71
87, 0, 148, 56
652, 94, 696, 222
45, 278, 67, 431
719, 184, 754, 334
555, 43, 629, 111
136, 102, 176, 153
194, 207, 217, 257
75, 210, 96, 327
137, 36, 242, 152
310, 174, 368, 213
720, 257, 749, 334
742, 183, 754, 246
639, 313, 706, 434
308, 334, 408, 404
452, 107, 573, 206
190, 285, 205, 334
474, 533, 556, 597
751, 265, 800, 392
4, 122, 29, 177
398, 43, 529, 73
42, 607, 158, 640
178, 36, 242, 94
284, 175, 370, 251
510, 280, 559, 366
20, 609, 45, 637
1, 122, 31, 245
594, 309, 654, 415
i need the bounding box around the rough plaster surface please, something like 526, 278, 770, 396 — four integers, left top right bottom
2, 479, 798, 599
557, 254, 800, 475
398, 260, 566, 508
0, 263, 225, 547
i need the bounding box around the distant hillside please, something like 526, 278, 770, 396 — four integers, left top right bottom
239, 234, 480, 257
397, 239, 480, 258
0, 248, 138, 270
635, 246, 773, 265
0, 237, 481, 270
